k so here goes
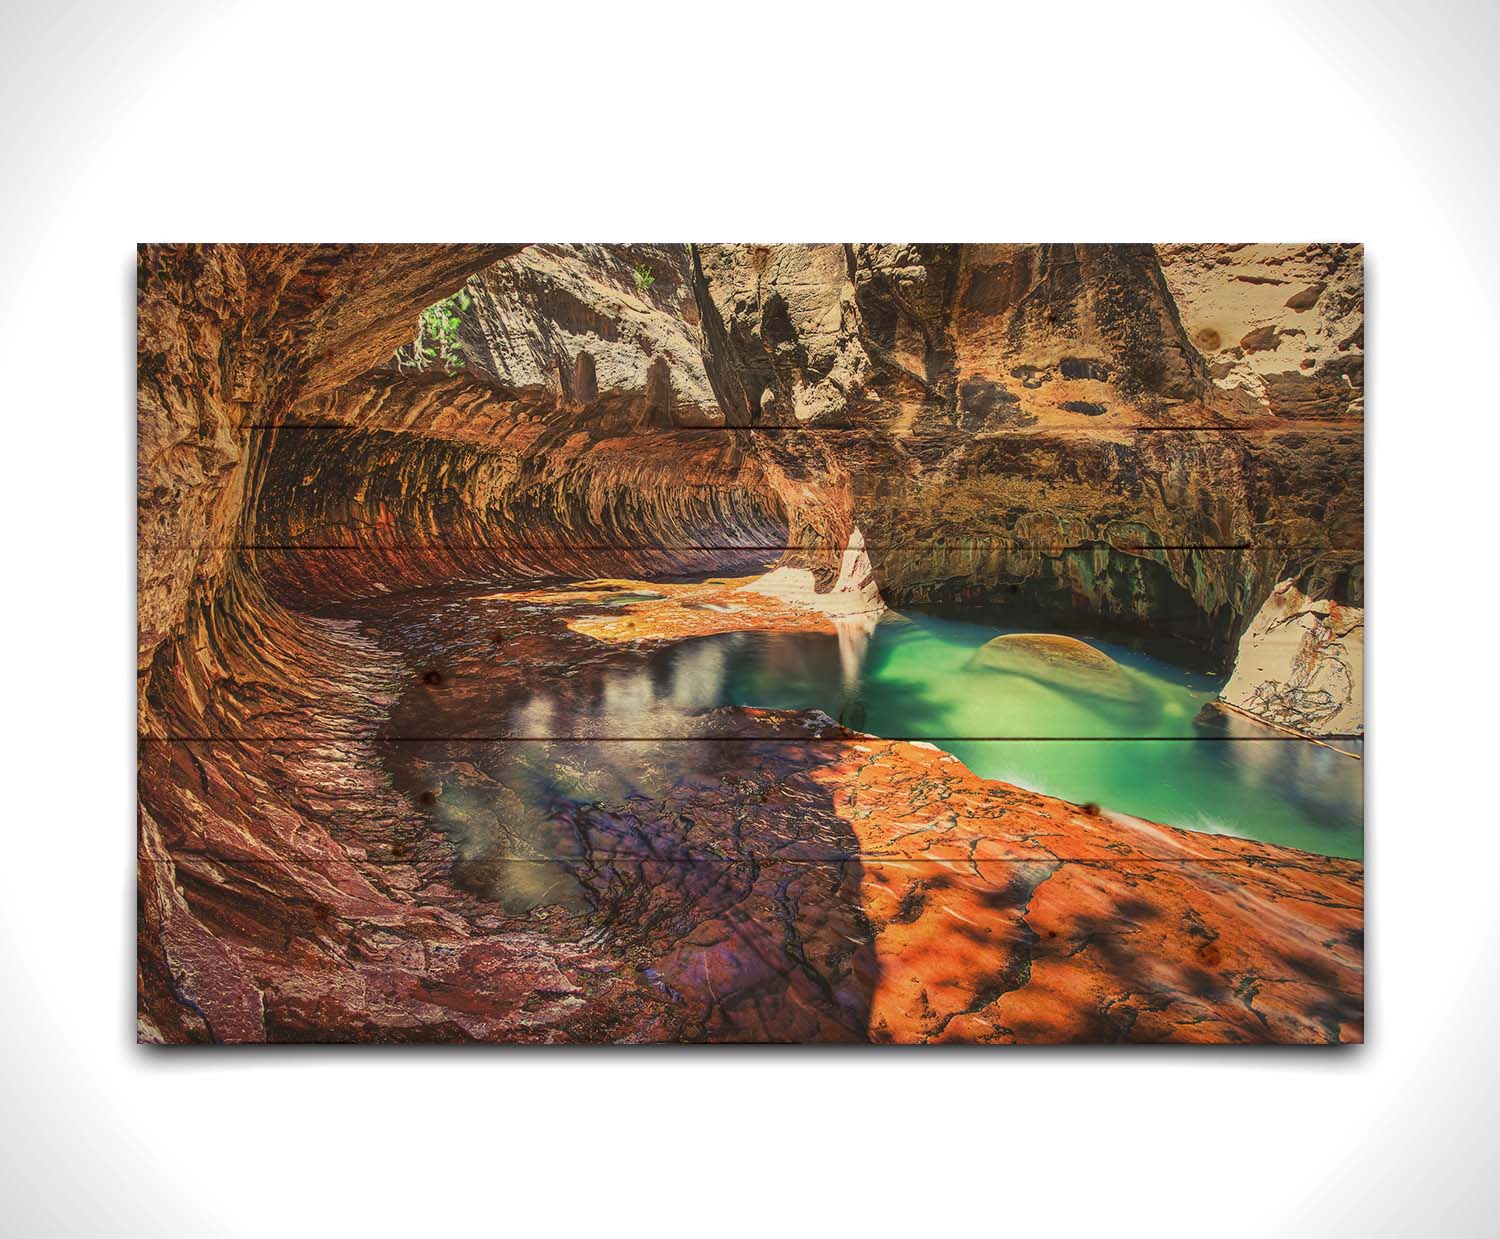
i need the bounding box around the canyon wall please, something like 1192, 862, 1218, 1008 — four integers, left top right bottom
141, 241, 1362, 742
137, 242, 1363, 1044
244, 243, 1362, 697
138, 245, 516, 695
691, 242, 1363, 716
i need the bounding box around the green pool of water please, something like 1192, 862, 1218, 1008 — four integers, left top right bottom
664, 610, 1362, 858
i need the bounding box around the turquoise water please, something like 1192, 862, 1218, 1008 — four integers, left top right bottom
639, 610, 1363, 858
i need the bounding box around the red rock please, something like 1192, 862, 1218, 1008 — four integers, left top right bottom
137, 244, 1363, 1044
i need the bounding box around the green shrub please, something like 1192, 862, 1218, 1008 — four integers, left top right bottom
396, 288, 471, 375
632, 263, 656, 295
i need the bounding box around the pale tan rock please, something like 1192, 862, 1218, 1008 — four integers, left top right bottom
459, 244, 723, 426
695, 242, 870, 424
1156, 242, 1363, 419
739, 527, 884, 616
1220, 578, 1364, 735
970, 633, 1141, 704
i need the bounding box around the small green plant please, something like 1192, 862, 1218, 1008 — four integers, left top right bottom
396, 288, 471, 375
632, 263, 656, 296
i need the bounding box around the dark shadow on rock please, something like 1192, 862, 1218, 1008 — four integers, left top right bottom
368, 588, 879, 1042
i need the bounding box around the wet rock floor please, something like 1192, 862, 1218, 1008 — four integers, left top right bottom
257, 574, 1367, 1043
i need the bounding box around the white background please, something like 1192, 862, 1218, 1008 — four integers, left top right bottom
1, 0, 1494, 1234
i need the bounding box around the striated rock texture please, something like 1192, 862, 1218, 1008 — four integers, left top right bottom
138, 242, 1363, 1043
138, 244, 516, 687
261, 244, 1362, 638
1221, 576, 1364, 734
257, 242, 1361, 677
689, 242, 1362, 678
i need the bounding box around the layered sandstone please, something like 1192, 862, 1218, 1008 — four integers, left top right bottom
137, 244, 515, 686
138, 242, 1364, 1043
689, 242, 1362, 681
242, 242, 1362, 688
1157, 242, 1364, 420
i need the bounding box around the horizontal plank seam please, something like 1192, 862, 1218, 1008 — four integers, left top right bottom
142, 734, 1365, 745
243, 423, 1364, 435
136, 856, 1365, 868
141, 543, 1360, 552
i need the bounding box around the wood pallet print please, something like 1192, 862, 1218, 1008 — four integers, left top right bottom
136, 243, 1364, 1044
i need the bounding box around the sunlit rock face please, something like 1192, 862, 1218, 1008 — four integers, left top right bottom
245, 242, 1359, 681
1221, 577, 1364, 735
137, 243, 1363, 1044
152, 240, 1350, 719
694, 242, 1214, 430
971, 633, 1141, 704
738, 527, 882, 618
1157, 242, 1364, 420
690, 242, 1362, 682
456, 244, 724, 428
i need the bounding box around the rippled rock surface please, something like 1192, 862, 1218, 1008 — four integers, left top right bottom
137, 243, 1363, 1043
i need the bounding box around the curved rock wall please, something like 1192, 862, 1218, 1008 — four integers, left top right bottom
248, 422, 791, 608
141, 240, 1363, 737
231, 242, 1361, 693
138, 244, 515, 694
141, 240, 1362, 681
137, 242, 1364, 1044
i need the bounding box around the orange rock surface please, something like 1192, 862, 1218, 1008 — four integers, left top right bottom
512, 576, 844, 643
818, 740, 1360, 1043
137, 244, 1363, 1044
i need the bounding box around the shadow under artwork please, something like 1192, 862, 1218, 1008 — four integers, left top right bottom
137, 243, 1364, 1044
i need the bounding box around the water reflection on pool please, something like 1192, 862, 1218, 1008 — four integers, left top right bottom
500, 608, 1363, 858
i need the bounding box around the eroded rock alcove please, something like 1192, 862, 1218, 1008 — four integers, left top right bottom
138, 243, 1363, 1043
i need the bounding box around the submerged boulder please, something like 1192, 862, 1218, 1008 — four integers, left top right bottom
970, 633, 1141, 703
